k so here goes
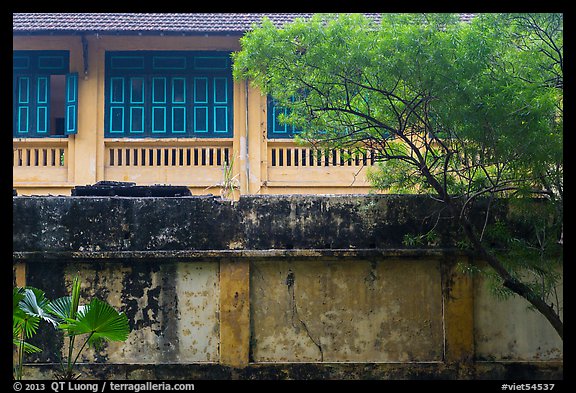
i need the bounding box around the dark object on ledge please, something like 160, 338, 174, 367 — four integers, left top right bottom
71, 181, 192, 197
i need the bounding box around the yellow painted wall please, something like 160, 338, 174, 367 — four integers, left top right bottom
13, 34, 373, 196
16, 256, 562, 378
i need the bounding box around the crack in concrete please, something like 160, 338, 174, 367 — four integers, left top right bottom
286, 270, 324, 362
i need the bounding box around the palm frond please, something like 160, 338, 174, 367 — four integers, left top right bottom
60, 298, 130, 346
13, 338, 42, 354
19, 287, 58, 327
47, 296, 72, 322
13, 313, 40, 339
69, 276, 82, 320
13, 287, 25, 309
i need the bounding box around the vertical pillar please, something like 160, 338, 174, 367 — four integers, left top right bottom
443, 257, 475, 363
219, 259, 250, 367
234, 80, 248, 196
235, 80, 266, 196
246, 83, 266, 195
93, 38, 106, 182
13, 262, 26, 288
13, 262, 26, 365
72, 35, 99, 186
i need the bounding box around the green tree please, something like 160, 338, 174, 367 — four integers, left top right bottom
233, 13, 563, 339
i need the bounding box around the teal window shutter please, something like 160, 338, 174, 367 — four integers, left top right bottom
13, 50, 70, 138
267, 96, 302, 139
36, 76, 49, 134
65, 72, 79, 135
104, 51, 233, 138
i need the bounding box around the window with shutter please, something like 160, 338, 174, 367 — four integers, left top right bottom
13, 51, 76, 138
267, 96, 302, 139
104, 51, 234, 138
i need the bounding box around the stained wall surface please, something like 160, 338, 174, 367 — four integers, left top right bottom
13, 195, 563, 379
474, 274, 563, 361
26, 261, 220, 364
251, 259, 443, 362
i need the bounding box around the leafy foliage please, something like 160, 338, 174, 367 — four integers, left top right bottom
47, 276, 130, 380
13, 276, 131, 380
233, 13, 563, 338
59, 298, 130, 349
13, 287, 55, 379
234, 13, 562, 198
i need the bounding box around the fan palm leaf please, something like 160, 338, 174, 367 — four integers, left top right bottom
59, 298, 130, 347
46, 295, 73, 322
48, 275, 82, 320
13, 287, 57, 339
13, 312, 39, 340
18, 287, 58, 327
13, 287, 25, 309
47, 296, 86, 326
13, 286, 53, 380
13, 289, 38, 340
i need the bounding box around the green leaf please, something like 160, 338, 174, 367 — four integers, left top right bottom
47, 296, 73, 323
69, 276, 82, 320
13, 338, 42, 354
13, 313, 39, 339
14, 287, 56, 341
61, 298, 130, 346
13, 288, 28, 330
19, 287, 57, 327
13, 287, 25, 310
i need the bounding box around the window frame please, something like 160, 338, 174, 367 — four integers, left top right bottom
13, 50, 77, 138
104, 51, 234, 139
266, 96, 303, 139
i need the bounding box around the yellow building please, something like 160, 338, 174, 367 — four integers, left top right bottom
13, 13, 378, 196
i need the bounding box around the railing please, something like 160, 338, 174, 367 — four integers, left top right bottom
266, 141, 376, 188
13, 139, 69, 184
14, 138, 377, 194
104, 139, 233, 189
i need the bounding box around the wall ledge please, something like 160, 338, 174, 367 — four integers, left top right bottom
13, 248, 470, 263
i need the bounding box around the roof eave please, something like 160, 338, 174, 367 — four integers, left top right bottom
13, 29, 247, 36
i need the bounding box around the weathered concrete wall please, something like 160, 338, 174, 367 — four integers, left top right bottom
251, 259, 443, 362
25, 261, 220, 365
474, 274, 563, 361
13, 194, 469, 253
75, 261, 220, 364
13, 195, 562, 380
